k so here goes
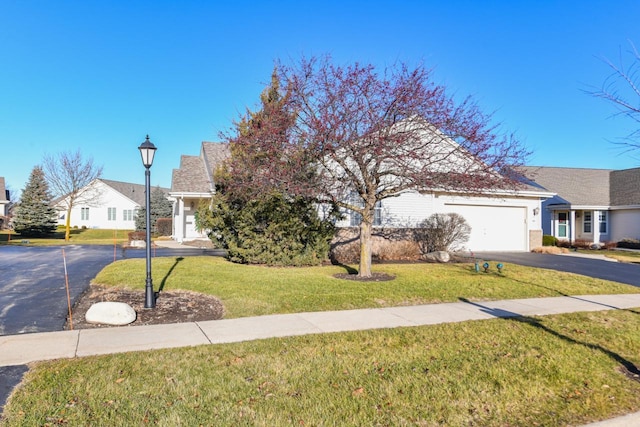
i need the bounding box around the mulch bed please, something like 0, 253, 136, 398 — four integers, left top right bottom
66, 285, 225, 330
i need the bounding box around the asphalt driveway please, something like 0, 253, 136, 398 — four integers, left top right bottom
0, 245, 221, 336
476, 251, 640, 287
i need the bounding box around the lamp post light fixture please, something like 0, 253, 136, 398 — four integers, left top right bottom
138, 135, 157, 308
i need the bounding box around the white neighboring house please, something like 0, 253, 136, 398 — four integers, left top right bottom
54, 178, 169, 230
169, 142, 229, 242
519, 166, 640, 244
170, 141, 553, 251
0, 177, 9, 218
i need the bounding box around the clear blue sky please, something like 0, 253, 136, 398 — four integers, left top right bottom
1, 1, 639, 197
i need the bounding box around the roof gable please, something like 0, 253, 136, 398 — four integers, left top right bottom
171, 142, 229, 194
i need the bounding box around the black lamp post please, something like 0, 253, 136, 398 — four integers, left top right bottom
138, 135, 157, 308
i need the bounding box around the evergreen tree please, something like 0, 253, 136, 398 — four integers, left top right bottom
197, 71, 339, 266
13, 166, 57, 237
135, 186, 172, 232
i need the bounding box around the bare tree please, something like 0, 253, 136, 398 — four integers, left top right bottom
589, 41, 640, 152
43, 150, 103, 241
225, 57, 528, 278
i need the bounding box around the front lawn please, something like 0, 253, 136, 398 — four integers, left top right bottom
93, 256, 640, 318
0, 228, 133, 246
4, 258, 640, 425
4, 309, 640, 426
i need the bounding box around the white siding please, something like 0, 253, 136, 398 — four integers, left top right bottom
610, 209, 640, 242
56, 181, 139, 230
335, 190, 543, 251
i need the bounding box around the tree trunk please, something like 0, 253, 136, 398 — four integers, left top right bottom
65, 206, 72, 241
358, 219, 373, 277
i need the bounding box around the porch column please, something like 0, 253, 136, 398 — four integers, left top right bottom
176, 197, 185, 243
570, 210, 576, 244
593, 210, 601, 244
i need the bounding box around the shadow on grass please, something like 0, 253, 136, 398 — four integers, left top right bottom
158, 257, 184, 293
459, 298, 640, 381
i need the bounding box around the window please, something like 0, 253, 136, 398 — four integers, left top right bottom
583, 211, 592, 233
81, 207, 89, 221
107, 207, 116, 221
347, 192, 382, 226
122, 209, 133, 221
599, 211, 608, 233
373, 201, 382, 226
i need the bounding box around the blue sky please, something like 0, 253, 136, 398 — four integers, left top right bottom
1, 1, 639, 196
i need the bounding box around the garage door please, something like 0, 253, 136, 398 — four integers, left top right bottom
444, 204, 527, 251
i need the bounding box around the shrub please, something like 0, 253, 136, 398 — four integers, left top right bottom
573, 239, 592, 249
617, 238, 640, 249
128, 231, 146, 241
156, 218, 172, 236
542, 235, 557, 246
197, 192, 338, 266
413, 213, 471, 254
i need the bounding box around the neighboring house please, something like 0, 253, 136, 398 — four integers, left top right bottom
54, 178, 169, 230
0, 177, 10, 227
518, 166, 640, 244
170, 141, 553, 251
169, 142, 229, 242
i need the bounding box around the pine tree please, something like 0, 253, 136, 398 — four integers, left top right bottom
13, 166, 57, 237
135, 186, 172, 232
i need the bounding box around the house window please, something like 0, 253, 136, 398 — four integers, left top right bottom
557, 212, 567, 238
81, 207, 89, 221
373, 201, 382, 226
123, 209, 133, 221
599, 211, 608, 233
349, 201, 382, 226
107, 207, 116, 221
583, 211, 592, 233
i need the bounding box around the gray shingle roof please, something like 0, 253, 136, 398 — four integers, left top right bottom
99, 179, 169, 206
518, 166, 612, 206
170, 142, 229, 194
610, 168, 640, 205
520, 166, 612, 206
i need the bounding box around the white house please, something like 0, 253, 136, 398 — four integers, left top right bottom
170, 141, 552, 251
169, 142, 229, 242
519, 166, 640, 244
0, 177, 9, 218
54, 178, 169, 230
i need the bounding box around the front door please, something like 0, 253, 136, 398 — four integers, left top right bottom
556, 211, 568, 238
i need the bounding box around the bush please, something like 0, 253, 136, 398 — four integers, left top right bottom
156, 218, 172, 236
197, 192, 338, 266
413, 213, 471, 254
128, 231, 146, 241
542, 235, 557, 246
617, 238, 640, 249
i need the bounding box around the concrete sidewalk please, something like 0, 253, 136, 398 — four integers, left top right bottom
2, 293, 640, 426
3, 293, 640, 366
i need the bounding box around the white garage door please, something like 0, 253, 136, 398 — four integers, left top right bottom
444, 204, 527, 251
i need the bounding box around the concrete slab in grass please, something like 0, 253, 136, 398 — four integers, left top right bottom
0, 330, 79, 366
298, 308, 415, 333
383, 302, 499, 326
198, 313, 322, 344
76, 323, 209, 357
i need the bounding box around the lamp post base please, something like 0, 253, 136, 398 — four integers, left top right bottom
144, 280, 156, 308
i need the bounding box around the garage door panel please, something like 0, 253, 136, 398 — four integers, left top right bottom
444, 204, 526, 251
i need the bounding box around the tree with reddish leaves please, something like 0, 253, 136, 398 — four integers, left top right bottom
227, 58, 528, 277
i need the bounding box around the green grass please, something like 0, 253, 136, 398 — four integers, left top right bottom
0, 228, 133, 246
4, 257, 640, 424
93, 256, 640, 318
579, 249, 640, 263
4, 309, 640, 426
